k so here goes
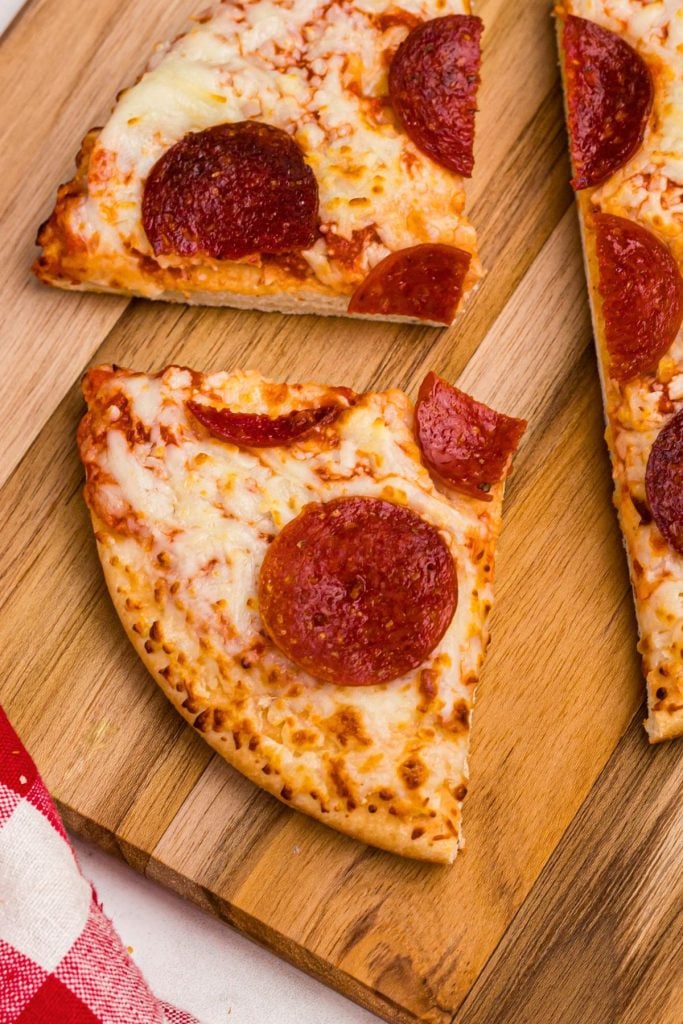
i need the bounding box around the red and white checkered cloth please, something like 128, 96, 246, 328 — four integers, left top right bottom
0, 707, 200, 1023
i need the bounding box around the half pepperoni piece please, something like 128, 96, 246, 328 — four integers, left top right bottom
563, 15, 652, 190
348, 244, 471, 324
187, 399, 349, 448
646, 410, 683, 554
596, 214, 683, 383
259, 496, 457, 686
389, 15, 482, 176
142, 122, 318, 261
415, 372, 526, 500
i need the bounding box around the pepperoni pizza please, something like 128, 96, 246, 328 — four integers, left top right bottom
557, 2, 683, 741
78, 364, 525, 861
34, 1, 484, 326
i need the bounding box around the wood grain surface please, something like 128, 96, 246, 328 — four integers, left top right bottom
0, 2, 680, 1022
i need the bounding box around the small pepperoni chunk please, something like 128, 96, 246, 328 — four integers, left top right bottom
389, 16, 482, 176
348, 244, 471, 324
646, 410, 683, 554
415, 372, 527, 500
142, 122, 318, 260
187, 400, 348, 448
563, 16, 652, 190
259, 496, 457, 686
325, 226, 379, 267
596, 214, 683, 383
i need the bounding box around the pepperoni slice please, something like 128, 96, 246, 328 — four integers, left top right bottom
563, 16, 652, 190
187, 400, 348, 447
595, 214, 683, 383
259, 496, 457, 686
348, 244, 471, 324
389, 15, 482, 176
415, 372, 526, 500
646, 410, 683, 554
142, 122, 318, 260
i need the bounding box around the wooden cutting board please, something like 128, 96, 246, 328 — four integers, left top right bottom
1, 2, 681, 1022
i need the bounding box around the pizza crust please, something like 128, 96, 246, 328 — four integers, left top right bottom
79, 366, 508, 862
557, 13, 683, 743
77, 364, 511, 860
34, 128, 467, 326
34, 0, 483, 325
99, 525, 461, 862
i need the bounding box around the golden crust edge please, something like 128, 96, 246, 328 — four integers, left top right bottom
33, 110, 480, 326
91, 510, 462, 865
34, 274, 469, 327
555, 13, 683, 744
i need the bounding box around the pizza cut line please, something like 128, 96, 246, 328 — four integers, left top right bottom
35, 0, 485, 326
78, 364, 526, 861
556, 1, 683, 741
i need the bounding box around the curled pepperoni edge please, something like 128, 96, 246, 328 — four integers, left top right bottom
645, 410, 683, 555
348, 244, 472, 324
595, 213, 683, 383
187, 398, 351, 448
562, 15, 653, 191
415, 372, 527, 501
258, 495, 458, 686
388, 15, 483, 177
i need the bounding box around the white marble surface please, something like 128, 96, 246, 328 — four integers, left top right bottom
72, 835, 380, 1024
0, 0, 25, 34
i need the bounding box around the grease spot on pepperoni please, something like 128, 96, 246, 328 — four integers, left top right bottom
348, 244, 471, 323
563, 15, 652, 190
646, 410, 683, 554
596, 214, 683, 383
415, 372, 527, 500
187, 398, 351, 448
259, 496, 457, 686
389, 15, 482, 176
142, 122, 318, 260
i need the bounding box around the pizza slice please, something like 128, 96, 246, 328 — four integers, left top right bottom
77, 364, 525, 861
556, 2, 683, 741
34, 1, 484, 326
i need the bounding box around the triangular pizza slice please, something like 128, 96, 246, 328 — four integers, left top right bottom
78, 365, 525, 861
556, 2, 683, 741
35, 1, 484, 326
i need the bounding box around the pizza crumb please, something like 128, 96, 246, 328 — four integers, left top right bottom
292, 844, 301, 854
127, 945, 134, 954
19, 775, 27, 785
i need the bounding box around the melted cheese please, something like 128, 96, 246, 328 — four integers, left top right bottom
570, 0, 683, 256
565, 1, 683, 737
61, 0, 481, 299
80, 365, 503, 858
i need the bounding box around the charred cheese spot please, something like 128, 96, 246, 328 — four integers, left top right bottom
417, 668, 439, 713
399, 756, 427, 790
440, 700, 470, 734
213, 709, 228, 730
328, 758, 356, 804
290, 727, 320, 750
193, 709, 212, 732
325, 707, 372, 748
182, 695, 203, 716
